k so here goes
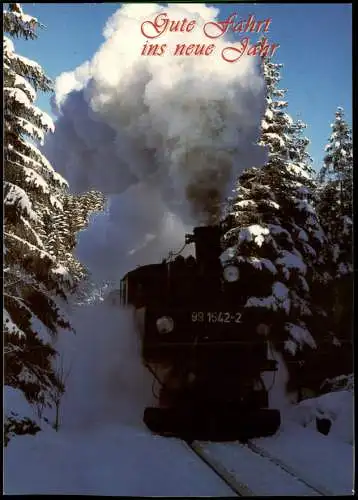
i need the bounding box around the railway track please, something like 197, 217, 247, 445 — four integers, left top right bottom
186, 440, 255, 496
144, 366, 335, 496
185, 439, 333, 496
246, 441, 333, 496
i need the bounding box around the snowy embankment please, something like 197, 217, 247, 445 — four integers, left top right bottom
4, 425, 237, 496
286, 386, 353, 445
195, 418, 353, 497
194, 382, 354, 496
5, 301, 354, 496
4, 302, 234, 496
251, 421, 354, 495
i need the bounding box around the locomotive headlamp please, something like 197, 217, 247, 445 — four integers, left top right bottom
223, 264, 240, 282
156, 316, 174, 334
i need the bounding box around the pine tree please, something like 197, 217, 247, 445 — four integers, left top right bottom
43, 190, 106, 285
69, 190, 106, 237
316, 107, 353, 373
221, 59, 335, 395
318, 107, 353, 278
4, 3, 72, 443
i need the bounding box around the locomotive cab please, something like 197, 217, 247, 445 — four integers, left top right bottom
119, 225, 281, 441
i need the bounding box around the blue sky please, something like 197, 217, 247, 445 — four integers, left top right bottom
11, 2, 352, 171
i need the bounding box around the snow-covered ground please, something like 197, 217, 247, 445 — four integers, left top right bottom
286, 387, 353, 445
4, 301, 354, 496
252, 421, 354, 495
5, 425, 238, 496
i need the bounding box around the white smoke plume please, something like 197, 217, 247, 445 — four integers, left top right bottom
44, 3, 267, 285
55, 303, 156, 431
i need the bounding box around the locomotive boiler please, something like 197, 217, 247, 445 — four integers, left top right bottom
118, 225, 281, 441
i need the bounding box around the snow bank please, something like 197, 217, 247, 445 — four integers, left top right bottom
253, 422, 354, 495
5, 302, 237, 496
285, 389, 354, 445
4, 423, 237, 496
4, 386, 38, 423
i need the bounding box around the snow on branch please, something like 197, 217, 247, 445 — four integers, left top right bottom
245, 294, 278, 311
7, 52, 52, 92
245, 282, 291, 314
231, 224, 270, 247
9, 162, 50, 195
267, 224, 291, 238
276, 250, 307, 275
261, 199, 280, 210
3, 3, 41, 42
294, 198, 316, 215
284, 322, 317, 355
31, 105, 55, 133
287, 163, 311, 179
263, 132, 286, 148
49, 194, 63, 211
234, 199, 257, 209
4, 308, 26, 339
320, 374, 354, 393
9, 146, 68, 190
12, 53, 42, 74
4, 35, 15, 54
220, 246, 236, 265
4, 86, 31, 108
15, 116, 45, 143
13, 73, 37, 102
20, 216, 45, 248
4, 231, 56, 263
238, 256, 277, 274
5, 9, 38, 27
4, 181, 38, 222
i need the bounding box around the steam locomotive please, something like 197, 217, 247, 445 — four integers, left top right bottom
118, 225, 281, 441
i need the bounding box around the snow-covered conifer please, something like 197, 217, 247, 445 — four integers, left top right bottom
316, 108, 353, 371
318, 107, 353, 277
4, 3, 72, 443
222, 59, 335, 393
43, 190, 106, 285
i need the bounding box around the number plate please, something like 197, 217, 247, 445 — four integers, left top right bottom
191, 312, 242, 324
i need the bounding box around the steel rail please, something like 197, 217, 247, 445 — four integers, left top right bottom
246, 440, 333, 496
144, 364, 333, 496
186, 440, 255, 497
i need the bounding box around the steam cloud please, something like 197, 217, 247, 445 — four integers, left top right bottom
45, 2, 267, 285
56, 303, 155, 431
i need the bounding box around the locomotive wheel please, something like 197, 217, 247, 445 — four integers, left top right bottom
144, 406, 281, 442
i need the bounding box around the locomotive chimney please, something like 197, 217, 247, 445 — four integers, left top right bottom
185, 225, 222, 275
